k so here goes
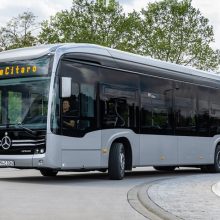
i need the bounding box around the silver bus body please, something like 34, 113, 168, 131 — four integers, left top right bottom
0, 43, 219, 177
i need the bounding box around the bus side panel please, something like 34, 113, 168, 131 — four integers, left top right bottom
44, 131, 101, 169
60, 131, 101, 169
140, 134, 178, 166
178, 136, 212, 165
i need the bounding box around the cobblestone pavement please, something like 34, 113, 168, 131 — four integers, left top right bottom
148, 174, 220, 220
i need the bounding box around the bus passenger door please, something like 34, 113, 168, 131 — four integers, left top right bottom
140, 76, 178, 166
99, 82, 140, 168
176, 85, 212, 165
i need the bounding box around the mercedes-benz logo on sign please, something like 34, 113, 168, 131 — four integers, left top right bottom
1, 134, 12, 150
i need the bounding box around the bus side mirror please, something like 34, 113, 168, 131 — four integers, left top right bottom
61, 77, 72, 98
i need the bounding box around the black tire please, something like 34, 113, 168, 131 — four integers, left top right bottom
202, 145, 220, 173
153, 166, 176, 172
40, 169, 58, 177
200, 166, 209, 173
108, 142, 125, 180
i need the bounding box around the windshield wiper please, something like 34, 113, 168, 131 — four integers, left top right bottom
0, 122, 38, 136
14, 122, 38, 137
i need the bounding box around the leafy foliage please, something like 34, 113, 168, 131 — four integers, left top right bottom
0, 0, 219, 71
139, 0, 219, 71
0, 11, 37, 50
39, 0, 138, 52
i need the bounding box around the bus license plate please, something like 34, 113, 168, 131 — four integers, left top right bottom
0, 160, 15, 167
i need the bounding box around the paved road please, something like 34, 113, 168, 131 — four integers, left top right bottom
0, 167, 202, 220
148, 174, 220, 220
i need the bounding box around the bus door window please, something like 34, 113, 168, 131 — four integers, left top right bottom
100, 84, 137, 129
209, 89, 220, 136
71, 82, 80, 116
141, 76, 173, 134
196, 86, 210, 136
174, 82, 197, 136
79, 83, 95, 129
104, 97, 127, 127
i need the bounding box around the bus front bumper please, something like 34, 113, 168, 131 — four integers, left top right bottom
0, 154, 46, 168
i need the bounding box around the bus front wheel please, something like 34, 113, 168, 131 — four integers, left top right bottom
40, 169, 58, 177
108, 142, 125, 180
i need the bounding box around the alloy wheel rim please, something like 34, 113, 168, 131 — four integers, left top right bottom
120, 151, 125, 174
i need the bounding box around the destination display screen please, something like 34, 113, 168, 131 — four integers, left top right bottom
0, 55, 52, 79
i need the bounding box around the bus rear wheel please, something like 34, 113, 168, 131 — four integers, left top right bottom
153, 166, 176, 171
40, 169, 58, 177
213, 145, 220, 172
202, 145, 220, 173
108, 142, 125, 180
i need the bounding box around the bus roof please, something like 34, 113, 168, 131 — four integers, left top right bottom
0, 43, 219, 83
0, 44, 63, 62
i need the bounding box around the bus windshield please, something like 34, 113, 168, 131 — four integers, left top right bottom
0, 77, 50, 130
0, 55, 52, 130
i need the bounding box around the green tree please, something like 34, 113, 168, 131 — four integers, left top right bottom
0, 11, 37, 50
139, 0, 219, 71
39, 0, 138, 52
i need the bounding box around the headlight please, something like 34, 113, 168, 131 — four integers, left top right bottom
40, 148, 45, 154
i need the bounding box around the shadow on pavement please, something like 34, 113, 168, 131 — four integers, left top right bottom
0, 168, 202, 186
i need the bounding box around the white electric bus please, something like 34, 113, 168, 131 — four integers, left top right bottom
0, 43, 220, 180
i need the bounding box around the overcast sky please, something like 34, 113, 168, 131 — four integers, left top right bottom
0, 0, 219, 49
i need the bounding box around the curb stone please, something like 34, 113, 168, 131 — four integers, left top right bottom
128, 180, 182, 220
212, 182, 220, 197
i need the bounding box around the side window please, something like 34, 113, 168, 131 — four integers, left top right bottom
99, 68, 139, 131
197, 86, 210, 136
81, 84, 94, 118
174, 82, 196, 136
0, 90, 1, 124
100, 84, 137, 129
57, 60, 98, 137
61, 83, 96, 135
210, 89, 220, 136
141, 76, 173, 135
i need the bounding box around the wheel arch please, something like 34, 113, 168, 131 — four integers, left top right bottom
109, 137, 132, 170
212, 136, 220, 162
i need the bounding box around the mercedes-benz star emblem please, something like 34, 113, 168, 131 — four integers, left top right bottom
1, 135, 12, 150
